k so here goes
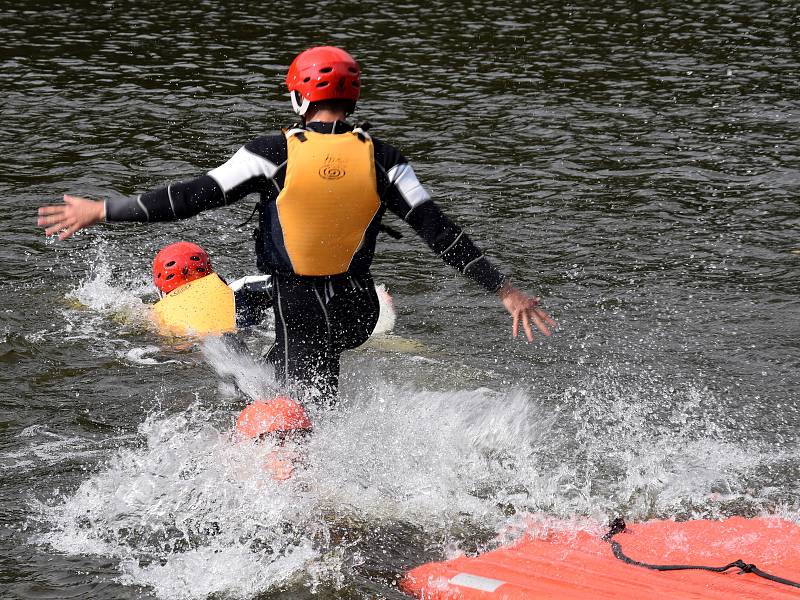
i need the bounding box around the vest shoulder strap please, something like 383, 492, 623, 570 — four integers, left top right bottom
352, 127, 371, 142
283, 125, 371, 143
284, 127, 307, 142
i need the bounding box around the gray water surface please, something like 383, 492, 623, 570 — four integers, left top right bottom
1, 2, 798, 599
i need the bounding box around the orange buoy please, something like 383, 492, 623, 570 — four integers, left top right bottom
401, 517, 800, 600
235, 397, 312, 438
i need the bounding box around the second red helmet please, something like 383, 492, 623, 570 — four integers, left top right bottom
152, 241, 212, 294
285, 46, 361, 116
235, 397, 312, 439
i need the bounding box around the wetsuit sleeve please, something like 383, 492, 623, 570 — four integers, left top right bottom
105, 143, 280, 222
105, 176, 228, 222
404, 201, 507, 293
377, 142, 506, 293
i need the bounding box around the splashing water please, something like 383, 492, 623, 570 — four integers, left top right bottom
38, 338, 787, 600
43, 404, 326, 600
66, 245, 153, 324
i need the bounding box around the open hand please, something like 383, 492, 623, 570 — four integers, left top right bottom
498, 282, 557, 342
37, 194, 105, 240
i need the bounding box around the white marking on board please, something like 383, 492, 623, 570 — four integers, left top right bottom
450, 573, 506, 592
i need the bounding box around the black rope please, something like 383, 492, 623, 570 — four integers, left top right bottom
236, 201, 261, 229
603, 517, 800, 590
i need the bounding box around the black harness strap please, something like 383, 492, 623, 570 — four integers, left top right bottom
603, 517, 800, 590
378, 224, 403, 239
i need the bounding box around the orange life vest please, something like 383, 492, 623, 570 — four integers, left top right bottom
151, 273, 236, 336
276, 128, 381, 276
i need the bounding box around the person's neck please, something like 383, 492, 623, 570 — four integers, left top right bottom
305, 109, 348, 124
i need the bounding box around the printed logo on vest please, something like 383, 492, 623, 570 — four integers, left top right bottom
319, 154, 346, 180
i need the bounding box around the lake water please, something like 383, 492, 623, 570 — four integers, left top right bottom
1, 2, 798, 599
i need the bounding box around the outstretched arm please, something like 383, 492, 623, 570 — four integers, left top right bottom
379, 156, 556, 341
37, 142, 274, 240
406, 201, 557, 341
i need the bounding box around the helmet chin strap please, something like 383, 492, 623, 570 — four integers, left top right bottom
290, 91, 310, 116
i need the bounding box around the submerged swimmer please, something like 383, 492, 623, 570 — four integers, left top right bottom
235, 396, 312, 481
151, 241, 272, 335
37, 46, 556, 402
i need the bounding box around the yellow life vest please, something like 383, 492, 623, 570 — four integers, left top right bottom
276, 128, 381, 276
151, 273, 236, 336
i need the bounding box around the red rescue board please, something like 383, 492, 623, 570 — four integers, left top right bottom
401, 517, 800, 600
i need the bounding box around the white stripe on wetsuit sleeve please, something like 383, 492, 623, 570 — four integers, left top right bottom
136, 195, 150, 221
440, 231, 463, 257
463, 254, 485, 273
167, 184, 176, 217
386, 163, 431, 210
207, 146, 279, 193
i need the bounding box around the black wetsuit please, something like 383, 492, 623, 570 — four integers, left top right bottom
107, 120, 506, 398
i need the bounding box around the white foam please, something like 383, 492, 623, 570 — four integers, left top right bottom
119, 542, 317, 600
43, 404, 330, 599
122, 345, 181, 366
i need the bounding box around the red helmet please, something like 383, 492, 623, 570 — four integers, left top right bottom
285, 46, 361, 116
152, 241, 212, 294
235, 397, 312, 439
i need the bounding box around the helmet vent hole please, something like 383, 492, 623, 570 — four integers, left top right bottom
319, 67, 333, 73
165, 260, 176, 267
315, 81, 329, 88
165, 274, 174, 280
197, 267, 206, 273
190, 255, 200, 261
348, 67, 358, 73
303, 76, 311, 83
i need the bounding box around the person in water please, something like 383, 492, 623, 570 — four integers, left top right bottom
152, 241, 272, 331
37, 46, 556, 400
